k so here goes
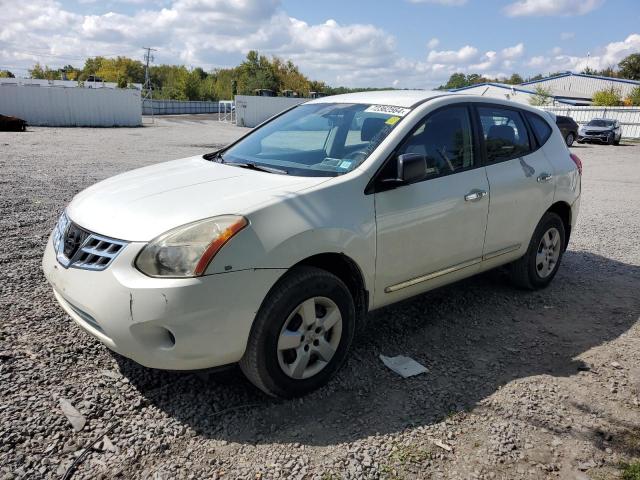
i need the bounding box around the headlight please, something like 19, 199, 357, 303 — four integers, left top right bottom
135, 215, 248, 278
52, 211, 70, 252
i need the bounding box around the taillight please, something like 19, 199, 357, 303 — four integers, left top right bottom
570, 153, 582, 175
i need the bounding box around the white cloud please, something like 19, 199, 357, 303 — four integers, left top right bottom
427, 45, 478, 63
501, 43, 524, 59
504, 0, 604, 17
524, 33, 640, 73
427, 37, 440, 49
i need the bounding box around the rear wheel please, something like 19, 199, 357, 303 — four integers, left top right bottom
565, 132, 575, 147
510, 212, 565, 290
240, 266, 356, 398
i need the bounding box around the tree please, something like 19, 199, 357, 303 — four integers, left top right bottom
581, 66, 597, 75
618, 53, 640, 81
466, 73, 485, 85
29, 62, 62, 80
626, 86, 640, 106
0, 70, 14, 78
529, 86, 553, 106
507, 73, 524, 85
592, 87, 622, 106
183, 70, 202, 100
441, 73, 468, 90
598, 65, 617, 78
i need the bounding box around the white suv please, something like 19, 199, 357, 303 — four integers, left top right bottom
42, 91, 582, 397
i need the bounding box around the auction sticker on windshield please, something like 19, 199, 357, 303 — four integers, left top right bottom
364, 105, 411, 117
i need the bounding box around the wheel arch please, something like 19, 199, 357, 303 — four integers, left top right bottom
292, 253, 369, 325
547, 201, 572, 250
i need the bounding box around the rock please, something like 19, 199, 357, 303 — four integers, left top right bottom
58, 398, 86, 432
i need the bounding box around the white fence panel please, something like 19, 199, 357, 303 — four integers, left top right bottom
235, 95, 306, 127
0, 84, 141, 127
142, 99, 226, 115
542, 106, 640, 138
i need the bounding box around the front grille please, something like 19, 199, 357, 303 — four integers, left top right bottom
585, 130, 606, 136
52, 212, 127, 271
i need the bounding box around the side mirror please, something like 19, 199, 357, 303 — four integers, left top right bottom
384, 153, 426, 184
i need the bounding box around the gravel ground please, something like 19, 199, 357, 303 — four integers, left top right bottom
1, 117, 639, 480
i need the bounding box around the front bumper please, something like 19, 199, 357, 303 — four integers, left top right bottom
42, 235, 285, 370
577, 132, 613, 143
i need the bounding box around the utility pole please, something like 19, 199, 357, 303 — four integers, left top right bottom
142, 47, 157, 123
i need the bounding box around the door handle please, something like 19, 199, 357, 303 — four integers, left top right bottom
464, 189, 488, 202
537, 173, 553, 183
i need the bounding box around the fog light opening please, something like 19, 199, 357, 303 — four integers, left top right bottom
165, 328, 176, 348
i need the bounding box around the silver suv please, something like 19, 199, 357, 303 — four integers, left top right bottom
577, 118, 622, 145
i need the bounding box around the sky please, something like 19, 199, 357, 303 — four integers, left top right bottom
0, 0, 639, 88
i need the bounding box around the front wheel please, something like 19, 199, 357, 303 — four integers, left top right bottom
240, 266, 356, 398
510, 212, 566, 290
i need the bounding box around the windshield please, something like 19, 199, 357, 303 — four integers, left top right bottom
587, 119, 615, 127
217, 103, 410, 177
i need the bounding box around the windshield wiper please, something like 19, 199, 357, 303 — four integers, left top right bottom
204, 151, 225, 162
223, 161, 288, 175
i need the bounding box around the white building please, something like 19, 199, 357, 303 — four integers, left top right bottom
520, 72, 640, 103
0, 77, 142, 90
450, 73, 640, 106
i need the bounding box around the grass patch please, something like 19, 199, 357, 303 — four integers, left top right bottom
621, 461, 640, 480
391, 444, 433, 464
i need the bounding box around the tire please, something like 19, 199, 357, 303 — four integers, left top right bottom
565, 132, 575, 147
510, 212, 566, 290
614, 137, 620, 146
240, 266, 356, 398
577, 140, 585, 144
607, 132, 615, 145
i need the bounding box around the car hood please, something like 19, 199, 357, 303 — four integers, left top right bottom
67, 156, 330, 241
581, 125, 612, 132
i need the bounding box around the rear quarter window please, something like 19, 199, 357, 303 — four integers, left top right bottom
526, 112, 553, 146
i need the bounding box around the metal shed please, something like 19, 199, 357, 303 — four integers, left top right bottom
449, 83, 574, 106
520, 73, 640, 102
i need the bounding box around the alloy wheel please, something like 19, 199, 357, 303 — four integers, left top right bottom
276, 297, 343, 380
535, 227, 561, 278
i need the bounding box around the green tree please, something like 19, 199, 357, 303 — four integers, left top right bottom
529, 86, 553, 106
0, 70, 14, 78
183, 70, 202, 100
441, 73, 468, 89
598, 65, 617, 78
466, 73, 485, 85
592, 87, 622, 106
507, 73, 524, 85
626, 86, 640, 106
581, 66, 597, 75
618, 53, 640, 80
29, 62, 61, 80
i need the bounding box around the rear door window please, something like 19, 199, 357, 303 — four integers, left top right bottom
526, 112, 553, 146
478, 106, 531, 163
